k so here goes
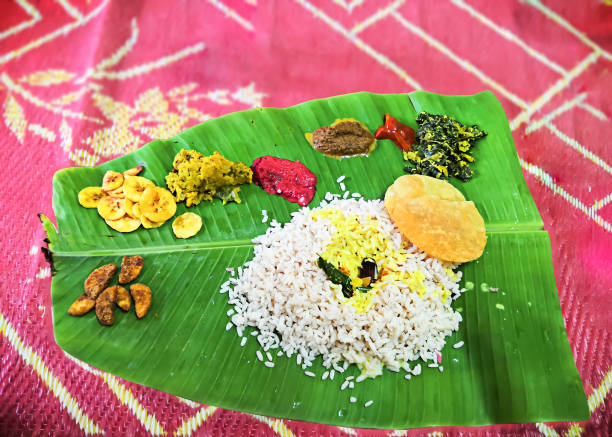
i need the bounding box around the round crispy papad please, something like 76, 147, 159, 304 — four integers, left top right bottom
384, 175, 486, 263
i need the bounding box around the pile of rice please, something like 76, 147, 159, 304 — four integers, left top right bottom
222, 198, 464, 377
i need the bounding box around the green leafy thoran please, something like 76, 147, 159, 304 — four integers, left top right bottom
403, 112, 486, 181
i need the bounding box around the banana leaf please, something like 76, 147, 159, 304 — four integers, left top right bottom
44, 91, 588, 429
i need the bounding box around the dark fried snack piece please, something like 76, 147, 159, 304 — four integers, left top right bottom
68, 294, 95, 316
95, 286, 117, 326
113, 285, 131, 311
130, 283, 151, 319
119, 256, 144, 284
85, 264, 117, 299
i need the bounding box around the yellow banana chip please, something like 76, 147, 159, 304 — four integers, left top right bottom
132, 203, 142, 219
98, 196, 125, 220
124, 176, 154, 202
125, 198, 137, 218
140, 186, 177, 222
172, 212, 202, 239
107, 186, 125, 199
102, 170, 124, 192
78, 187, 106, 208
141, 214, 164, 229
105, 215, 141, 233
123, 166, 144, 176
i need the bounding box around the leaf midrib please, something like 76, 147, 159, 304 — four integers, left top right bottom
51, 224, 544, 257
52, 239, 254, 257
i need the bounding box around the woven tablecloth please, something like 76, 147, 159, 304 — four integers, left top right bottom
1, 1, 610, 436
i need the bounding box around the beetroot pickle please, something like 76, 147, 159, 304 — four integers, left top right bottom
251, 156, 317, 207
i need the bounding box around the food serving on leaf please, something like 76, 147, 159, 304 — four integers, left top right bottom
251, 155, 317, 206
166, 149, 252, 206
77, 166, 178, 232
375, 113, 415, 152
221, 175, 485, 380
403, 112, 486, 181
69, 256, 152, 326
385, 175, 486, 262
172, 212, 203, 239
305, 118, 376, 158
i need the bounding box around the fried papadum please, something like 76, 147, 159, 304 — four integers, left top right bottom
130, 284, 152, 319
384, 175, 486, 263
119, 256, 144, 284
84, 264, 117, 299
95, 286, 117, 326
68, 294, 95, 316
385, 174, 465, 207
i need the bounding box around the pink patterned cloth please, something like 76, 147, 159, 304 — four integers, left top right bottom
1, 1, 610, 435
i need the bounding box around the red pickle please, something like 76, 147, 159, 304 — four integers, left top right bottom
375, 113, 415, 152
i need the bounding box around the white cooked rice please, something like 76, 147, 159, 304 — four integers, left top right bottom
224, 198, 464, 379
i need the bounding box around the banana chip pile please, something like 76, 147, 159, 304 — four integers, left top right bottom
78, 166, 177, 232
68, 255, 152, 326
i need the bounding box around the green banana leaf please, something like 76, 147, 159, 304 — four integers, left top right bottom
44, 91, 588, 429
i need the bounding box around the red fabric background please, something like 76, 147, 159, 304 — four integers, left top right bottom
1, 1, 610, 436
